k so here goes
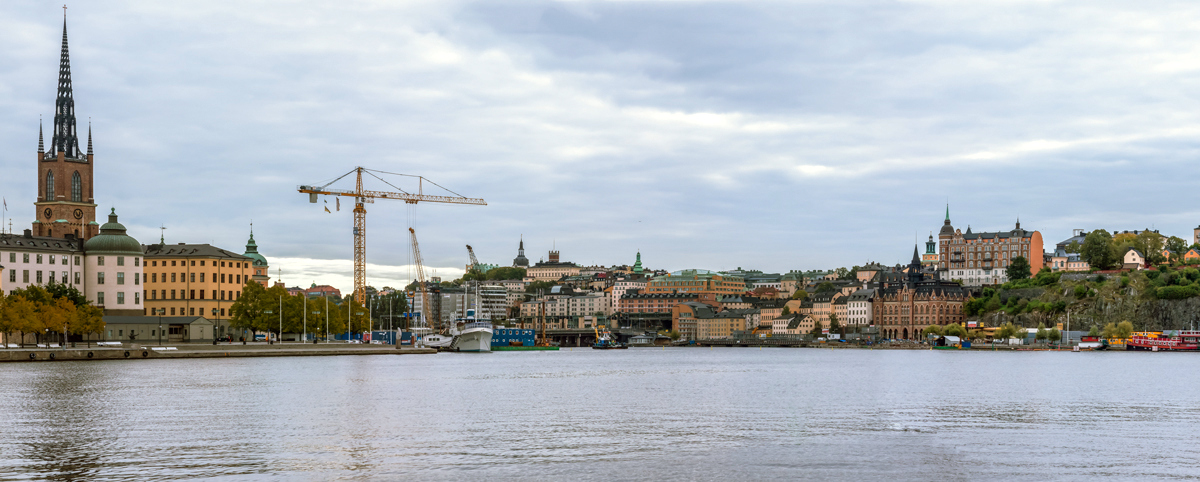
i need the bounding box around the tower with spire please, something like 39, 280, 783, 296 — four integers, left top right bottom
632, 251, 644, 275
512, 235, 529, 268
243, 224, 271, 287
34, 12, 98, 240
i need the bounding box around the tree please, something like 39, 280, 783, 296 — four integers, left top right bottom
1166, 236, 1189, 263
1047, 327, 1062, 344
791, 290, 809, 300
968, 328, 986, 342
944, 323, 968, 338
74, 305, 105, 347
1080, 229, 1116, 270
816, 282, 835, 293
228, 281, 274, 340
834, 267, 849, 279
1137, 231, 1167, 265
1035, 322, 1048, 343
922, 325, 943, 338
1006, 256, 1032, 281
781, 306, 791, 316
525, 280, 557, 294
996, 322, 1023, 340
810, 320, 823, 337
1116, 320, 1134, 339
1087, 326, 1100, 337
1065, 240, 1082, 254
828, 313, 841, 336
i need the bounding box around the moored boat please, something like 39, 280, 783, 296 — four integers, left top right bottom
450, 321, 493, 352
1126, 331, 1200, 351
592, 327, 627, 349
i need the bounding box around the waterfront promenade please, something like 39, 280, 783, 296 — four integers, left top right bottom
0, 342, 435, 362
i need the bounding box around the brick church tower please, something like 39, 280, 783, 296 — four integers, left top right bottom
34, 14, 98, 240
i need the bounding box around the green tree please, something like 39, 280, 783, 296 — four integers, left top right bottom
525, 280, 557, 294
1047, 327, 1062, 344
944, 323, 968, 338
485, 267, 526, 280
1166, 236, 1189, 263
74, 304, 105, 347
228, 281, 273, 340
816, 282, 835, 293
1006, 256, 1032, 281
791, 290, 809, 300
1080, 229, 1116, 270
1087, 326, 1100, 337
1065, 240, 1082, 254
810, 320, 824, 337
1116, 320, 1134, 339
996, 322, 1023, 340
1100, 322, 1118, 339
1137, 231, 1166, 265
834, 267, 849, 279
781, 306, 791, 316
828, 313, 841, 337
1035, 322, 1048, 343
922, 325, 943, 338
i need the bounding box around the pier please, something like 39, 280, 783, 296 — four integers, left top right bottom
0, 343, 435, 362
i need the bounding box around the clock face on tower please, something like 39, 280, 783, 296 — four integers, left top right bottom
43, 208, 52, 220
74, 209, 83, 220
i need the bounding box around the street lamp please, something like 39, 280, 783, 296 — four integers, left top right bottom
157, 308, 165, 346
264, 307, 274, 344
312, 310, 321, 344
212, 308, 219, 342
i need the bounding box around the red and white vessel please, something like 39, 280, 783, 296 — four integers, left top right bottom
1126, 331, 1200, 351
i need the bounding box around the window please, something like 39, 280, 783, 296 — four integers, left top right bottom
117, 292, 125, 305
23, 254, 29, 263
171, 289, 176, 300
200, 260, 205, 266
74, 256, 80, 265
171, 273, 177, 283
71, 171, 82, 202
48, 255, 55, 264
134, 258, 140, 267
199, 273, 204, 282
135, 292, 140, 304
221, 274, 226, 283
151, 273, 157, 283
97, 292, 104, 305
190, 273, 195, 283
190, 307, 195, 316
171, 260, 177, 267
7, 253, 11, 263
150, 290, 156, 300
97, 256, 104, 266
46, 171, 55, 201
190, 290, 195, 300
134, 273, 140, 285
191, 260, 196, 266
118, 257, 125, 266
152, 261, 157, 267
61, 271, 67, 283
8, 269, 13, 283
36, 254, 42, 264
117, 272, 125, 285
97, 272, 105, 284
74, 272, 80, 284
170, 307, 175, 316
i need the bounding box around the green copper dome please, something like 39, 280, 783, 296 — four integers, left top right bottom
243, 231, 268, 267
83, 208, 143, 254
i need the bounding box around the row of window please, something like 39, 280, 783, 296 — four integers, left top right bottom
158, 307, 228, 317
149, 259, 248, 268
7, 253, 82, 265
94, 291, 138, 306
147, 289, 241, 301
45, 170, 85, 202
146, 272, 243, 284
10, 269, 80, 285
95, 272, 139, 285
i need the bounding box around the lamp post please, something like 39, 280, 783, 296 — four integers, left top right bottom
324, 296, 330, 344
312, 310, 322, 343
212, 308, 219, 342
265, 307, 275, 344
157, 308, 164, 345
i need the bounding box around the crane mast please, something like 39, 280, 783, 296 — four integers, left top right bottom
299, 167, 486, 305
409, 228, 431, 330
466, 245, 481, 276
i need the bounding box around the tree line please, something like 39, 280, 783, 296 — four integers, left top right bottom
228, 282, 376, 340
0, 282, 105, 347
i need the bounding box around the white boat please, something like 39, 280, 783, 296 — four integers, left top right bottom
450, 321, 493, 352
422, 333, 454, 348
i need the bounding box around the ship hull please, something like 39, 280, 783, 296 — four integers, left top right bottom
451, 327, 493, 352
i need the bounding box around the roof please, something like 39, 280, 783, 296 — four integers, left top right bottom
145, 242, 252, 260
83, 209, 142, 254
103, 316, 211, 325
787, 314, 808, 330
0, 234, 82, 252
847, 289, 875, 301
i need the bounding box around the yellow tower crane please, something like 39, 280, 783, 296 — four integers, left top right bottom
299, 167, 486, 304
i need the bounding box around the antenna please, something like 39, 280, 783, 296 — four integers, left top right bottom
159, 224, 167, 244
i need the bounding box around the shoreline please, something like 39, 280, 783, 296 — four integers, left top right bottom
0, 343, 435, 362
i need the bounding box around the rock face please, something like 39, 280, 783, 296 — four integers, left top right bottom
1135, 299, 1200, 331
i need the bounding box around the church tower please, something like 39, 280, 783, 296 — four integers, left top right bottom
35, 13, 97, 240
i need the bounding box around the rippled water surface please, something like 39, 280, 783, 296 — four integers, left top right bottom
3, 348, 1200, 480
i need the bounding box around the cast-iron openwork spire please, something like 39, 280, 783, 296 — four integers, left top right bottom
51, 16, 81, 158
38, 120, 44, 154
87, 121, 92, 155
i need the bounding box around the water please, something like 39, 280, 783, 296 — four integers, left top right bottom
2, 348, 1200, 481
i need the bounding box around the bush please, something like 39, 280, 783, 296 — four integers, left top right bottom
1073, 285, 1090, 298
1155, 285, 1200, 300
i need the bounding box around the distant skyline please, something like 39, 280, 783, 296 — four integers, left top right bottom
4, 1, 1200, 294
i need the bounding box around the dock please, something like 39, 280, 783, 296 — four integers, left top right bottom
0, 343, 436, 362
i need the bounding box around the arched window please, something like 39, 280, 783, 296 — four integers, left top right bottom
71, 171, 82, 202
45, 171, 55, 201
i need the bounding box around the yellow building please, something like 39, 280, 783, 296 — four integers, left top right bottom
143, 235, 267, 339
647, 269, 744, 296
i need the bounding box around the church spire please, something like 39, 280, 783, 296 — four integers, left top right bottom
37, 120, 44, 154
86, 121, 92, 155
51, 14, 80, 158
945, 203, 950, 222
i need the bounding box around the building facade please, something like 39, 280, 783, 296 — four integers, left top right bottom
877, 247, 967, 340
143, 241, 258, 339
938, 208, 1044, 286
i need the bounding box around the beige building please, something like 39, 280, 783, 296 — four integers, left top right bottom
101, 315, 214, 343
524, 250, 581, 281
143, 239, 261, 340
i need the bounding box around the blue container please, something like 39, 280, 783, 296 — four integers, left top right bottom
492, 328, 536, 347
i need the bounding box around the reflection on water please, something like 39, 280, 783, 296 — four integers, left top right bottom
2, 349, 1199, 480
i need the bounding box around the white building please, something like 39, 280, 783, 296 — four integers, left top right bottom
846, 288, 874, 327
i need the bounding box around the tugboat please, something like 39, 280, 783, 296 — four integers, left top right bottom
592, 326, 627, 350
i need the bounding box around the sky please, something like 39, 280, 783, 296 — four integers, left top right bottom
3, 0, 1200, 293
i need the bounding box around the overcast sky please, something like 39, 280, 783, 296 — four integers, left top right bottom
3, 1, 1200, 292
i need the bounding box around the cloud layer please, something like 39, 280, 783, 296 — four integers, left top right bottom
2, 1, 1199, 291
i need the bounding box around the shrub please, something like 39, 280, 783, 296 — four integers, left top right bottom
1073, 285, 1090, 298
1155, 285, 1200, 300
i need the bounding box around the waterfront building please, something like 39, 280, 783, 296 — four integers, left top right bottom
876, 246, 967, 340
524, 250, 581, 281
83, 210, 144, 316
938, 207, 1044, 286
33, 17, 99, 240
845, 289, 875, 327
809, 290, 840, 328
102, 315, 213, 343
673, 302, 745, 340
1, 233, 84, 295
143, 239, 258, 338
611, 277, 648, 309
619, 290, 699, 314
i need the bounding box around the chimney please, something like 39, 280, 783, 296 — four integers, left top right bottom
23, 229, 33, 238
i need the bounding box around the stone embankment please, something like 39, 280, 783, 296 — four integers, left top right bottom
0, 343, 435, 362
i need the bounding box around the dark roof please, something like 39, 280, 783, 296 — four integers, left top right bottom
847, 289, 875, 302
144, 243, 251, 260
787, 314, 808, 330
0, 234, 82, 252
103, 316, 211, 325
621, 292, 698, 300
